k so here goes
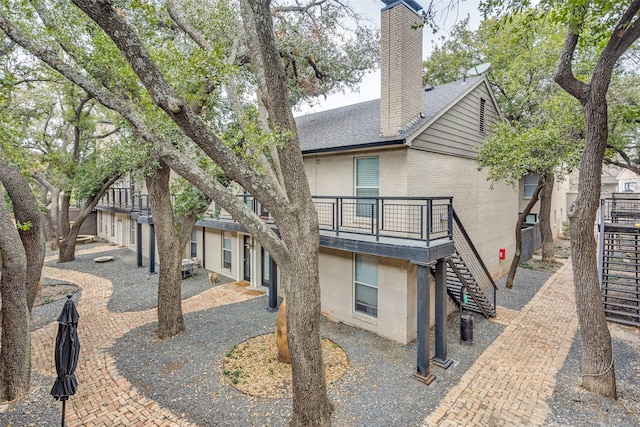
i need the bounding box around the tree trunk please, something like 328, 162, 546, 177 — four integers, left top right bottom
0, 158, 45, 313
0, 189, 31, 402
539, 172, 556, 263
506, 179, 543, 288
276, 299, 290, 363
569, 93, 617, 398
146, 161, 198, 339
48, 187, 61, 251
279, 225, 333, 426
58, 226, 82, 263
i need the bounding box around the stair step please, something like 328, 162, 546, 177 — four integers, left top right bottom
602, 300, 640, 311
605, 316, 640, 327
604, 308, 640, 319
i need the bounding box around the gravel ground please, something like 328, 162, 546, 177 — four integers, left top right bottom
3, 244, 639, 426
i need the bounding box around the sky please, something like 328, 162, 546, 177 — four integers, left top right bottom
296, 0, 482, 115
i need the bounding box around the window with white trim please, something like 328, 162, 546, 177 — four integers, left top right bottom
523, 173, 540, 199
222, 232, 232, 270
354, 254, 378, 318
111, 214, 115, 237
130, 218, 136, 245
355, 157, 379, 218
98, 211, 103, 234
190, 228, 197, 258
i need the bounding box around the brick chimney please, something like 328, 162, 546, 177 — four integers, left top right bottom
380, 1, 423, 137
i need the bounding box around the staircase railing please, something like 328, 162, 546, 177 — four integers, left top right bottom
450, 209, 497, 316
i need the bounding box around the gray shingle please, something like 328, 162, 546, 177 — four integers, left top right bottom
295, 76, 483, 153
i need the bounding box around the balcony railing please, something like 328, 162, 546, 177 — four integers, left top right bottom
97, 189, 453, 246
98, 187, 151, 214
602, 196, 640, 224
313, 196, 452, 246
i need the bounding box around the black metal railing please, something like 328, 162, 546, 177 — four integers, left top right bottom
312, 196, 453, 246
602, 195, 640, 224
97, 187, 151, 214
98, 189, 453, 246
450, 209, 497, 316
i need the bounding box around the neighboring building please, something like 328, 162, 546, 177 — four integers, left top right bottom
616, 168, 640, 194
94, 0, 519, 374
518, 172, 570, 238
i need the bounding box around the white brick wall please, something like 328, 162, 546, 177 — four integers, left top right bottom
381, 3, 423, 136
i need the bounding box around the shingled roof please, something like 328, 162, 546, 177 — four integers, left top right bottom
295, 75, 485, 153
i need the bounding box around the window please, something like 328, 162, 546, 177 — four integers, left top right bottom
525, 213, 538, 223
479, 98, 486, 134
130, 218, 136, 245
111, 214, 115, 237
624, 182, 637, 192
355, 157, 379, 218
190, 228, 197, 258
98, 211, 103, 234
262, 248, 270, 287
523, 173, 539, 198
354, 254, 378, 318
223, 232, 232, 270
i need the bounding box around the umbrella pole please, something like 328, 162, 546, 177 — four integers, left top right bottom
61, 399, 66, 427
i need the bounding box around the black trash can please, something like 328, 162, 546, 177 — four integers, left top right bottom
460, 313, 473, 343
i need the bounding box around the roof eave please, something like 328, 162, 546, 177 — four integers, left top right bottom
302, 138, 407, 155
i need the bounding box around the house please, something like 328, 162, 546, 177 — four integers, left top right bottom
519, 172, 570, 242
94, 0, 519, 378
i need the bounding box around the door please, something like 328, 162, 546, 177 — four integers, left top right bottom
262, 248, 270, 287
243, 235, 251, 282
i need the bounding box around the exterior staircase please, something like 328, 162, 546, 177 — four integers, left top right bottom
445, 210, 497, 318
599, 196, 640, 327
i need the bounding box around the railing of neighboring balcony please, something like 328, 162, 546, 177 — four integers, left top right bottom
312, 196, 453, 246
98, 187, 151, 214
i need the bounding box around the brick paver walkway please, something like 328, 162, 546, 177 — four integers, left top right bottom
34, 246, 262, 427
33, 246, 583, 426
425, 262, 578, 426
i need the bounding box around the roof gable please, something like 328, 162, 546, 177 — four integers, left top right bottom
295, 75, 489, 154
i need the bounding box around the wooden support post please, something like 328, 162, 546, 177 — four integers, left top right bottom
414, 263, 435, 385
432, 258, 453, 369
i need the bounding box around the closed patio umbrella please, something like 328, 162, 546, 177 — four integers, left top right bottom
50, 294, 80, 427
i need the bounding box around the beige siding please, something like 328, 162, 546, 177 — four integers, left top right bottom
411, 82, 500, 158
407, 150, 518, 278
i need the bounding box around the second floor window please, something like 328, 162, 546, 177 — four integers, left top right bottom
355, 157, 379, 218
523, 173, 540, 199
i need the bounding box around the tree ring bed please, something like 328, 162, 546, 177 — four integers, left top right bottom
222, 333, 348, 399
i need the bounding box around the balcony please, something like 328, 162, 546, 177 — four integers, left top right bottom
96, 189, 453, 255
98, 187, 151, 214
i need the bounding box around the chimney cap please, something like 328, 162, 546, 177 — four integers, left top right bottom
381, 0, 423, 13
